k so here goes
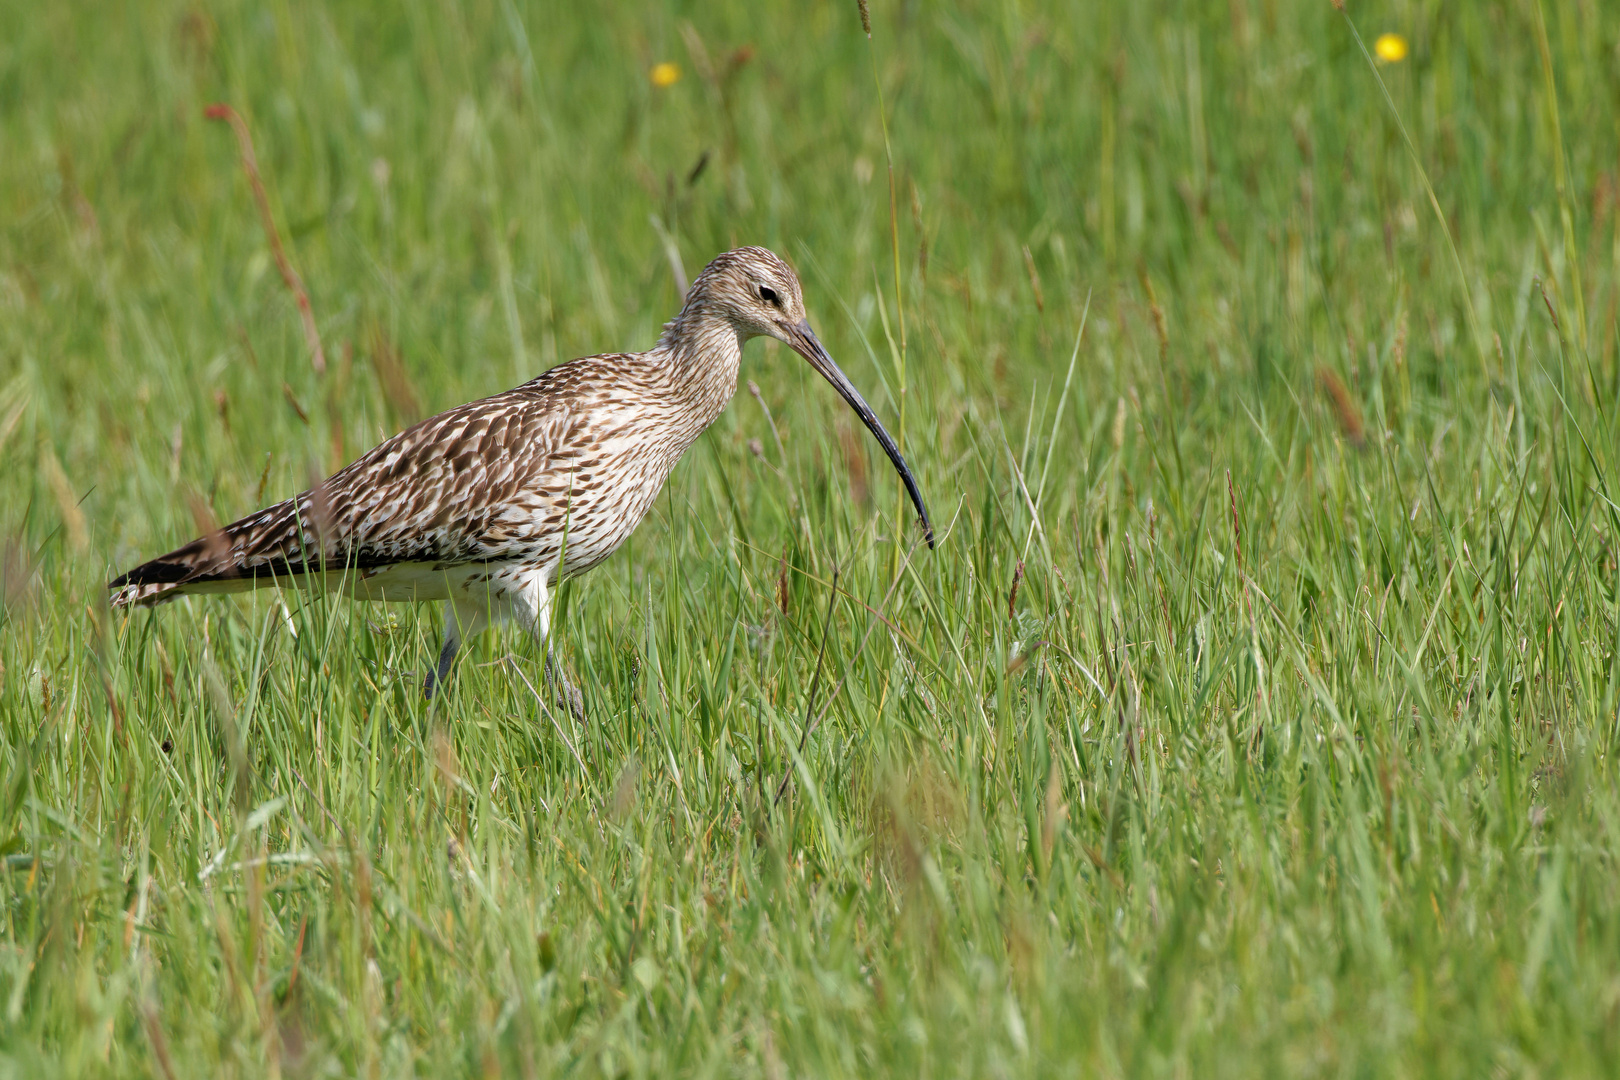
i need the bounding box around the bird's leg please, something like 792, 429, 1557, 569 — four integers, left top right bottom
514, 566, 584, 721
545, 648, 585, 721
423, 632, 459, 699
423, 599, 484, 699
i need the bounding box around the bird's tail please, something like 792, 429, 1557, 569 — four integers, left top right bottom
109, 578, 188, 608
108, 498, 302, 609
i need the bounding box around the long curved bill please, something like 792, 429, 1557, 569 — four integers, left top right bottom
786, 320, 935, 548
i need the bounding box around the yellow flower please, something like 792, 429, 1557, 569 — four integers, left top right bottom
1374, 33, 1409, 64
650, 62, 680, 88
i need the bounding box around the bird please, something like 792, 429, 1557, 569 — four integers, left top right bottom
109, 246, 934, 708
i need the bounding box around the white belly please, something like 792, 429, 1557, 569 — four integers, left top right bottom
176, 560, 540, 605
341, 561, 543, 603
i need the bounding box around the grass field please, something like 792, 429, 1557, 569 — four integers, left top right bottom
4, 0, 1620, 1075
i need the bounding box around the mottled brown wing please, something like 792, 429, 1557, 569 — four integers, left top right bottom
108, 357, 632, 607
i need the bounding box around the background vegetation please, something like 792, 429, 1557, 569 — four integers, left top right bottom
3, 0, 1620, 1074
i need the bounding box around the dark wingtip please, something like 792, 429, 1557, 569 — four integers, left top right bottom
108, 558, 194, 589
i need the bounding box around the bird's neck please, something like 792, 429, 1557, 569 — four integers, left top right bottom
656, 312, 746, 427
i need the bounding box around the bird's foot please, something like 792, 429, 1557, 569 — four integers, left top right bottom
546, 653, 585, 721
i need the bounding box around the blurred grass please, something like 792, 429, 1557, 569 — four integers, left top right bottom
4, 0, 1620, 1075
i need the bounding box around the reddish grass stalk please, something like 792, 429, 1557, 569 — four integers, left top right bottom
204, 103, 327, 375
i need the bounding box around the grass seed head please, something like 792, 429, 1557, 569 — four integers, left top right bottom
1316, 366, 1366, 449
40, 448, 87, 553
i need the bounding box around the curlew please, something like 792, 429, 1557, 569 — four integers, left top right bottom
110, 247, 934, 707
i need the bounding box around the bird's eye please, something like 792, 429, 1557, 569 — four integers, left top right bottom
758, 286, 781, 307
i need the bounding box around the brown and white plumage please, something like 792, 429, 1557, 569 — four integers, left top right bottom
110, 247, 933, 699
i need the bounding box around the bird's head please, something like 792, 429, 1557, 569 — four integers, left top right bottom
684, 245, 808, 340
681, 246, 935, 549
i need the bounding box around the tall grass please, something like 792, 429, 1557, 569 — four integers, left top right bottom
2, 0, 1620, 1075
